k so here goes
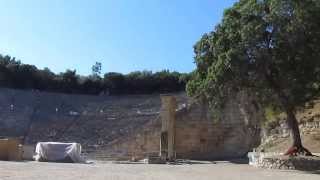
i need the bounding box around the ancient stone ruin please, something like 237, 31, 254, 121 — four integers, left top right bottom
97, 92, 263, 160
0, 88, 264, 161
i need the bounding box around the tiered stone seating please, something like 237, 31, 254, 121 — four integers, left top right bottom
0, 88, 165, 154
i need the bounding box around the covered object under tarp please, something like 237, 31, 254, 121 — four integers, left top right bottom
34, 142, 84, 163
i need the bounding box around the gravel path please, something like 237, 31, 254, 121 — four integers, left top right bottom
0, 161, 319, 180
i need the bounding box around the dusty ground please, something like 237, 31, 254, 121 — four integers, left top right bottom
0, 161, 319, 180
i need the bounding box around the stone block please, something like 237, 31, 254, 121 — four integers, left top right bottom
0, 138, 22, 161
22, 145, 35, 160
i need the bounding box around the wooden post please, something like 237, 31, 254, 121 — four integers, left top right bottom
160, 95, 177, 161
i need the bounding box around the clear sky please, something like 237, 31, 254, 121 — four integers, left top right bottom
0, 0, 237, 75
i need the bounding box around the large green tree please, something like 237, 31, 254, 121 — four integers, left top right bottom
187, 0, 320, 155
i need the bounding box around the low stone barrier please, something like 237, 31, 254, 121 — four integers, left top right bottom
248, 152, 320, 171
248, 152, 281, 167
259, 156, 320, 170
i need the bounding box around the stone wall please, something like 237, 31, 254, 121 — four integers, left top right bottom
99, 91, 263, 160
248, 152, 320, 171
174, 92, 262, 160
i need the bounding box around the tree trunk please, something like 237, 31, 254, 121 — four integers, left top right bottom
283, 104, 312, 156
264, 71, 312, 156
285, 107, 302, 148
277, 92, 312, 156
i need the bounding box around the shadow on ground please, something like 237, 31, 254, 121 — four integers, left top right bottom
168, 159, 217, 165
111, 158, 250, 166
228, 158, 249, 164
297, 169, 320, 174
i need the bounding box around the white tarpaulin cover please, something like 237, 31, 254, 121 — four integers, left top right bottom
34, 142, 85, 163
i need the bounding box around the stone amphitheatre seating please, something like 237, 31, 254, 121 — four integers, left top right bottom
0, 88, 164, 152
0, 88, 263, 161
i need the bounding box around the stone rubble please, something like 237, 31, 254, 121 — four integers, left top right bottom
249, 152, 320, 171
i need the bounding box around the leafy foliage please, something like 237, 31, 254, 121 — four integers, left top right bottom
0, 54, 189, 95
187, 0, 320, 111
92, 62, 102, 76
187, 0, 320, 151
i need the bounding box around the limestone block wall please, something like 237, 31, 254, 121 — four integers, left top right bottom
174, 92, 262, 160
101, 92, 263, 160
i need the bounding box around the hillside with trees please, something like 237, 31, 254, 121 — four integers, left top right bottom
187, 0, 320, 155
0, 54, 190, 95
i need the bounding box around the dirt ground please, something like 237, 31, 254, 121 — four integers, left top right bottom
0, 161, 319, 180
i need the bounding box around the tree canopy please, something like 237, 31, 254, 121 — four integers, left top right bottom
0, 54, 189, 95
187, 0, 320, 154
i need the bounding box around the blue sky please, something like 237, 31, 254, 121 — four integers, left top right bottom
0, 0, 237, 75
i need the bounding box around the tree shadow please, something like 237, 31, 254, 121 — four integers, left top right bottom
112, 161, 147, 164
228, 158, 249, 164
167, 159, 217, 165
108, 158, 250, 165
295, 169, 320, 175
